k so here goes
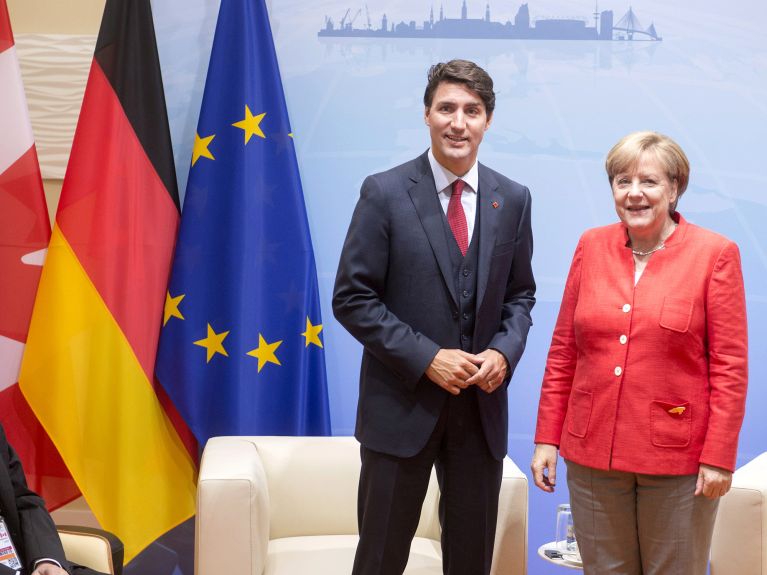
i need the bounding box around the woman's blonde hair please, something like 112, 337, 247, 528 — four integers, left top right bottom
605, 131, 690, 213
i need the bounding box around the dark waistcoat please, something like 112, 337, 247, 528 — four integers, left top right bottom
441, 202, 480, 352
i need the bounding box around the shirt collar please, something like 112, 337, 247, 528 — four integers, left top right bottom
427, 148, 479, 195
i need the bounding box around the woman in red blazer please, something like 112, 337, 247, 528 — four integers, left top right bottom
532, 132, 748, 574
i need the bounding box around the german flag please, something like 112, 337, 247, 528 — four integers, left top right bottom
19, 0, 196, 561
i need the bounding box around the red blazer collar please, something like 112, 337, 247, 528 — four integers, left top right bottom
619, 211, 689, 249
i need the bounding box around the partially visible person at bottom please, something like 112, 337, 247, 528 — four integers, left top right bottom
531, 131, 748, 575
0, 424, 108, 575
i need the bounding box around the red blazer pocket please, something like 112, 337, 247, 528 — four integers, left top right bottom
650, 400, 691, 447
567, 388, 593, 438
659, 297, 693, 333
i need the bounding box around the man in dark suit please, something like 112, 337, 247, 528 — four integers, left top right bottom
333, 60, 535, 575
0, 424, 105, 575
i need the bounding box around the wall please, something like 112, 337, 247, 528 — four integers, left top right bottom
7, 0, 104, 223
7, 0, 104, 33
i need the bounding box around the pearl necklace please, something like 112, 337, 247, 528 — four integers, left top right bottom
632, 243, 666, 257
629, 221, 678, 257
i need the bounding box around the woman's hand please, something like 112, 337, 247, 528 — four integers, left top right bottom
694, 463, 733, 499
531, 443, 559, 492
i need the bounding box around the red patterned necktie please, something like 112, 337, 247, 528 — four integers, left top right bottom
447, 179, 469, 256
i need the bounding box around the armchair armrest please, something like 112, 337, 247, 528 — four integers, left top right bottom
491, 457, 528, 575
197, 437, 270, 575
57, 525, 123, 575
710, 452, 767, 575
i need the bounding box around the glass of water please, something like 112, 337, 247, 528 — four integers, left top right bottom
555, 503, 577, 552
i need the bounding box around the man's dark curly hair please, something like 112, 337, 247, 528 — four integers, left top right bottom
423, 59, 495, 116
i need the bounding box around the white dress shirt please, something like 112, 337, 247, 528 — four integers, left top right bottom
428, 149, 479, 242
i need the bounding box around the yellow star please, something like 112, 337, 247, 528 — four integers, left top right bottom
247, 334, 283, 372
192, 132, 215, 166
232, 105, 266, 144
301, 317, 324, 348
194, 323, 229, 363
163, 292, 185, 326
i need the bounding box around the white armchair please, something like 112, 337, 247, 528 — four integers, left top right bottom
58, 525, 124, 575
196, 436, 528, 575
710, 451, 767, 575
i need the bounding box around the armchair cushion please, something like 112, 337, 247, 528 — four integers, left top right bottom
265, 535, 441, 575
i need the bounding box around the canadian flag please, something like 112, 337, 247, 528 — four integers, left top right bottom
0, 0, 78, 508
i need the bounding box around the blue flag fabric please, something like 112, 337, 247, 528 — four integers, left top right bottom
156, 0, 331, 443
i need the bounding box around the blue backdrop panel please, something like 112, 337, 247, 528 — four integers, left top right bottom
152, 1, 767, 573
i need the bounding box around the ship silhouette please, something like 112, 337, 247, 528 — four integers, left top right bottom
319, 2, 661, 41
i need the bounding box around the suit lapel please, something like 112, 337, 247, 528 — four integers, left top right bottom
408, 155, 459, 307
476, 164, 500, 308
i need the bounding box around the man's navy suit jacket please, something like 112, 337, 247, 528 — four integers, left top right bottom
333, 152, 536, 460
0, 424, 69, 574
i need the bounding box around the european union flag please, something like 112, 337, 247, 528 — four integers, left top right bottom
155, 0, 331, 444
